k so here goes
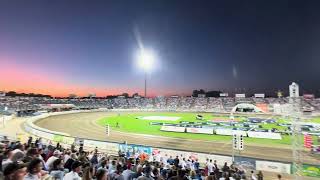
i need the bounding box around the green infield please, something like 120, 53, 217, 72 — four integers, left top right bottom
97, 112, 319, 147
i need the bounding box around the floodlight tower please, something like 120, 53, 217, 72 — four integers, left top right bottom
137, 48, 155, 97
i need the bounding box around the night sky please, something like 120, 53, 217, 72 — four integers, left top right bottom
0, 0, 320, 97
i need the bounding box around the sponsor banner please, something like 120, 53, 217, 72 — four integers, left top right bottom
301, 164, 320, 177
256, 160, 291, 174
235, 94, 246, 98
160, 126, 185, 132
254, 94, 265, 98
215, 129, 247, 136
247, 131, 282, 140
234, 156, 256, 170
83, 140, 119, 155
141, 116, 181, 121
219, 93, 229, 97
186, 128, 214, 134
119, 144, 152, 157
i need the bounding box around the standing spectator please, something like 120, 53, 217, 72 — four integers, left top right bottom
257, 171, 263, 180
221, 163, 229, 172
174, 156, 180, 167
194, 159, 200, 171
24, 158, 43, 180
277, 174, 282, 180
122, 165, 134, 180
63, 161, 82, 180
207, 160, 214, 175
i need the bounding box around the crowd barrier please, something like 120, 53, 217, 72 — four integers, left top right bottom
22, 109, 319, 178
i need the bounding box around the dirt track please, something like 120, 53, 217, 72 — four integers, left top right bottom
35, 112, 319, 164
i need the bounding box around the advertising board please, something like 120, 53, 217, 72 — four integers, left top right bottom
160, 126, 185, 132
254, 94, 265, 98
215, 129, 247, 136
119, 144, 152, 157
235, 94, 246, 98
256, 160, 291, 174
234, 156, 256, 170
247, 131, 282, 140
219, 93, 229, 97
186, 127, 214, 134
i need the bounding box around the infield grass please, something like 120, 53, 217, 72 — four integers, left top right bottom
97, 112, 319, 147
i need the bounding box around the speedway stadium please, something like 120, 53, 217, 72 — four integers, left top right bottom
1, 91, 320, 178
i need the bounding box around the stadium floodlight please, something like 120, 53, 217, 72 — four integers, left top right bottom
137, 49, 155, 71
136, 48, 155, 97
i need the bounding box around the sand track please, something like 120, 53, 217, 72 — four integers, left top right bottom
35, 112, 319, 164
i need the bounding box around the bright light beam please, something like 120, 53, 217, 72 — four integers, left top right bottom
137, 49, 155, 72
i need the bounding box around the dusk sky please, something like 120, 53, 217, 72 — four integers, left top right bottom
1, 0, 320, 97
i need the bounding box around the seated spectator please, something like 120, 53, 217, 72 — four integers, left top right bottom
63, 161, 82, 180
3, 162, 27, 180
64, 153, 77, 172
45, 150, 62, 170
24, 158, 43, 180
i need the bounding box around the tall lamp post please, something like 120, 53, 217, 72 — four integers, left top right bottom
137, 48, 155, 98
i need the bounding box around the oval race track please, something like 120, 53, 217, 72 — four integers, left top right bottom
34, 111, 319, 164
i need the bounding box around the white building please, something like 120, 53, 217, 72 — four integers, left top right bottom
289, 82, 299, 98
0, 91, 5, 97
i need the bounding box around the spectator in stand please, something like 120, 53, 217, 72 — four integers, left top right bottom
167, 156, 174, 165
109, 164, 124, 180
131, 165, 143, 179
64, 153, 77, 172
82, 164, 94, 180
24, 158, 43, 180
122, 164, 134, 180
45, 149, 62, 170
109, 160, 117, 174
207, 160, 214, 175
50, 159, 65, 180
2, 149, 13, 171
3, 162, 27, 180
63, 150, 71, 163
174, 156, 179, 167
277, 174, 282, 180
96, 168, 108, 180
221, 163, 229, 172
257, 171, 263, 180
63, 161, 82, 180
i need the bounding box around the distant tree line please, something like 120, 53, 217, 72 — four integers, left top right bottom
5, 91, 52, 98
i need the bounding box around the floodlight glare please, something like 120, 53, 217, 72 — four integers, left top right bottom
137, 49, 155, 71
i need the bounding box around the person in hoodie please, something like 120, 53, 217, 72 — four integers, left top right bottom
50, 159, 65, 180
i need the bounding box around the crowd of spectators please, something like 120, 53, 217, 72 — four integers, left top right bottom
1, 96, 320, 115
0, 136, 279, 180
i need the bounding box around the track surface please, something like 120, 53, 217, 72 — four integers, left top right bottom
35, 112, 319, 164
